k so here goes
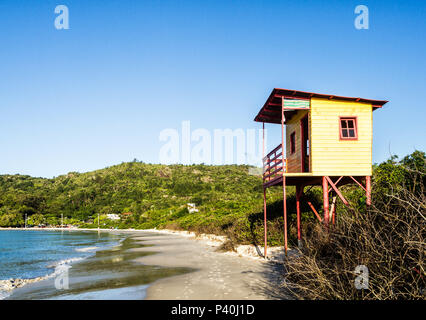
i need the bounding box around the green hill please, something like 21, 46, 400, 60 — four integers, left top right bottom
0, 162, 292, 246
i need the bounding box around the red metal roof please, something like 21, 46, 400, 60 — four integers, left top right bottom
254, 88, 388, 124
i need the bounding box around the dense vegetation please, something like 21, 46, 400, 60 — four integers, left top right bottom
283, 150, 425, 299
0, 161, 304, 245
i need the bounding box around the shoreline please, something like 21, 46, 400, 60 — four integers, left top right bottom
0, 227, 144, 232
0, 229, 129, 299
1, 228, 288, 300
0, 227, 286, 262
0, 257, 85, 299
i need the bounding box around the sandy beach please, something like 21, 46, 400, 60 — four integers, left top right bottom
136, 230, 288, 300
2, 228, 288, 300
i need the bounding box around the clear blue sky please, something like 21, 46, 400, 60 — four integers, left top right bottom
0, 0, 425, 178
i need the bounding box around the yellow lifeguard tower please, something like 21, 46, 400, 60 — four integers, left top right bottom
254, 88, 388, 255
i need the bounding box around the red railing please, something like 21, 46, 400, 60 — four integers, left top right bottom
263, 144, 287, 183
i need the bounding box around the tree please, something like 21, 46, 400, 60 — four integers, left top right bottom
27, 213, 45, 226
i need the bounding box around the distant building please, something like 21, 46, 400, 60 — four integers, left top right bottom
106, 214, 120, 221
121, 212, 133, 219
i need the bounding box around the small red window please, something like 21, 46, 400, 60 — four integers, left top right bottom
339, 117, 358, 140
290, 132, 296, 154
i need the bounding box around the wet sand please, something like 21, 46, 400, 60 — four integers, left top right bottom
5, 230, 288, 300
6, 232, 192, 300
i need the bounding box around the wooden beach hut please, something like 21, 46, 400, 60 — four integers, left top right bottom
254, 88, 388, 256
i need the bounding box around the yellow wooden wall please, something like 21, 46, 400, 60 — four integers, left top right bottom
310, 98, 373, 176
285, 110, 308, 173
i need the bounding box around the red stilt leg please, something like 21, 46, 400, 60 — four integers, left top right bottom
332, 206, 336, 225
263, 188, 267, 258
323, 176, 329, 229
296, 185, 302, 248
326, 176, 349, 206
366, 176, 371, 206
283, 177, 288, 256
306, 200, 322, 222
281, 98, 288, 256
262, 122, 267, 258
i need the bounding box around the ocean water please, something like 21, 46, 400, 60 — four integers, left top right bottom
0, 230, 194, 300
0, 230, 123, 280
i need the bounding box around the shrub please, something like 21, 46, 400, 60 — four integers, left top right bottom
283, 151, 425, 299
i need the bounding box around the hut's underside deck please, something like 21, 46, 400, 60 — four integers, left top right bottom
263, 174, 366, 188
